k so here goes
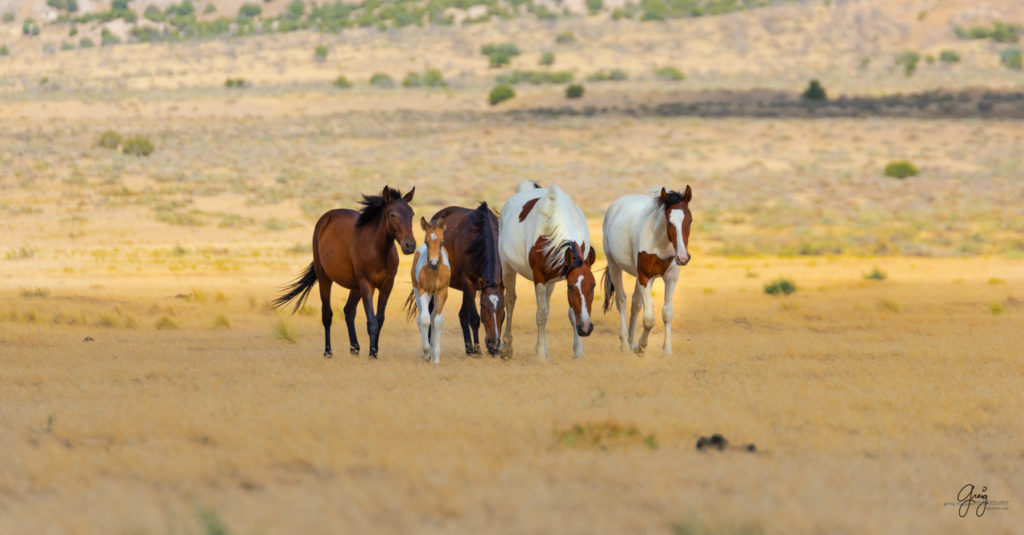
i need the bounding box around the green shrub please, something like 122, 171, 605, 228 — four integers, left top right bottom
402, 72, 422, 87
224, 77, 248, 88
238, 3, 261, 19
3, 12, 14, 23
1001, 47, 1022, 70
101, 28, 120, 46
864, 267, 887, 281
555, 31, 575, 44
144, 5, 164, 21
204, 3, 215, 13
496, 70, 573, 85
883, 160, 918, 178
655, 66, 685, 81
79, 37, 94, 48
801, 79, 826, 101
586, 0, 603, 15
314, 44, 328, 61
286, 0, 304, 19
332, 75, 352, 88
539, 51, 554, 66
0, 45, 8, 56
481, 42, 520, 67
423, 68, 446, 87
488, 84, 515, 106
22, 18, 40, 36
895, 50, 920, 76
369, 72, 394, 88
122, 136, 155, 156
565, 83, 584, 98
98, 130, 121, 149
991, 21, 1023, 42
587, 69, 627, 82
764, 278, 796, 295
939, 49, 960, 63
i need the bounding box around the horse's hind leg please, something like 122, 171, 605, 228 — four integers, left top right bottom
343, 290, 360, 355
429, 288, 447, 364
458, 291, 476, 355
500, 264, 517, 358
318, 277, 333, 358
358, 282, 379, 358
608, 261, 629, 352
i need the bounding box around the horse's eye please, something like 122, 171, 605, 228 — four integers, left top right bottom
390, 213, 396, 218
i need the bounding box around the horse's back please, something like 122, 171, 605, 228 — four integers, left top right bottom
314, 208, 364, 289
604, 194, 657, 275
499, 188, 547, 279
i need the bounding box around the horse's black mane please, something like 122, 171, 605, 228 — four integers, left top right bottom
465, 202, 500, 288
655, 189, 687, 208
556, 241, 585, 276
356, 186, 404, 227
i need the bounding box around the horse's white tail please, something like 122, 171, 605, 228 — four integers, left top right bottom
515, 180, 541, 193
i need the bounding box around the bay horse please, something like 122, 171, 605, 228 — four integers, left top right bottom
498, 181, 596, 359
601, 186, 692, 355
272, 186, 417, 359
402, 217, 451, 363
429, 203, 504, 356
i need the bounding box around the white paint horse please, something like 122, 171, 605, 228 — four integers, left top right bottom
602, 186, 692, 355
499, 181, 597, 359
403, 217, 450, 363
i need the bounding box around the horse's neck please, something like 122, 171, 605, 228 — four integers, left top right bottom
366, 219, 395, 252
640, 201, 671, 251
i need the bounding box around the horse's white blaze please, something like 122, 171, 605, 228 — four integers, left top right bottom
488, 295, 499, 308
668, 208, 689, 262
430, 232, 437, 240
575, 274, 591, 326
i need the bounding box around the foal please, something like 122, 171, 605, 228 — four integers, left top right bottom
406, 217, 450, 363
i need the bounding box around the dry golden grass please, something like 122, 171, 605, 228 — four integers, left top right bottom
2, 254, 1022, 534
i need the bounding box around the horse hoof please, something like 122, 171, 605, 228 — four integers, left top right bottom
368, 351, 378, 359
633, 346, 646, 356
349, 346, 359, 355
323, 350, 333, 358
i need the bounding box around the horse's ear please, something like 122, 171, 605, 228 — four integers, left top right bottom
586, 246, 596, 266
682, 185, 692, 203
437, 216, 446, 230
563, 247, 576, 270
403, 187, 415, 202
660, 187, 669, 202
420, 217, 429, 231
382, 186, 393, 202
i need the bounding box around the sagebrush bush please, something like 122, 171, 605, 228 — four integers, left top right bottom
565, 84, 584, 98
402, 72, 422, 88
422, 69, 446, 87
655, 66, 685, 81
539, 52, 554, 66
224, 77, 248, 88
22, 18, 40, 36
1000, 47, 1022, 70
587, 69, 627, 82
884, 160, 918, 178
314, 44, 328, 61
98, 130, 121, 149
496, 70, 573, 85
122, 136, 155, 156
238, 2, 261, 18
802, 79, 826, 101
555, 31, 575, 44
332, 75, 352, 88
369, 72, 394, 88
79, 38, 94, 48
764, 278, 796, 295
488, 84, 515, 106
939, 49, 960, 63
481, 42, 520, 67
0, 45, 9, 56
895, 50, 920, 76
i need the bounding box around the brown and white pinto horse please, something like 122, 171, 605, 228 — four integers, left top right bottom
403, 217, 450, 363
430, 203, 504, 356
498, 181, 597, 359
601, 186, 692, 355
272, 186, 417, 359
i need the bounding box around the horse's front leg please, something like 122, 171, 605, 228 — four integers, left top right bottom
628, 280, 643, 350
534, 282, 553, 359
372, 278, 393, 357
500, 265, 517, 358
609, 262, 629, 352
568, 309, 584, 359
417, 291, 432, 360
429, 288, 447, 364
458, 290, 476, 355
636, 278, 656, 353
662, 265, 680, 356
359, 281, 379, 358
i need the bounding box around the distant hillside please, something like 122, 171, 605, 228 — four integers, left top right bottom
0, 0, 1022, 98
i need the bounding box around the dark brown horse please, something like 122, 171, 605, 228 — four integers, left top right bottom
430, 203, 505, 356
273, 186, 416, 358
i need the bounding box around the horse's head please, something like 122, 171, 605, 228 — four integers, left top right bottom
478, 285, 505, 355
564, 243, 597, 337
658, 185, 693, 266
419, 216, 446, 270
383, 186, 416, 254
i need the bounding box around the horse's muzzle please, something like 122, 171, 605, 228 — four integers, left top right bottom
676, 255, 690, 266
577, 323, 594, 337
401, 240, 416, 254
428, 260, 439, 270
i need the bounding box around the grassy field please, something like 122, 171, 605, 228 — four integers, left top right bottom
2, 1, 1024, 532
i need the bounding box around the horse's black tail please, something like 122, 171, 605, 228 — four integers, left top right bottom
402, 290, 417, 322
272, 262, 317, 313
601, 268, 614, 313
